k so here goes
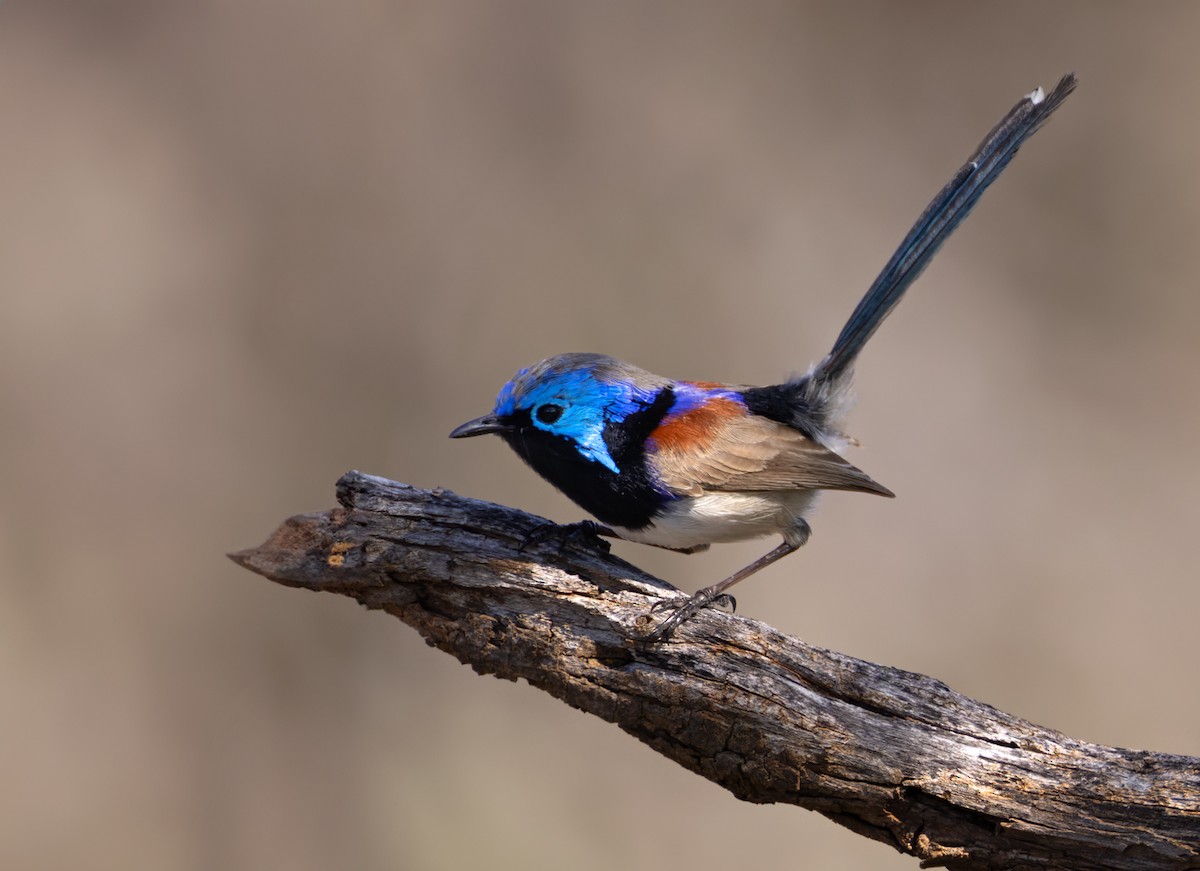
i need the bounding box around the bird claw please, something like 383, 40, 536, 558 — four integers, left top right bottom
637, 591, 737, 643
519, 520, 612, 555
648, 593, 734, 615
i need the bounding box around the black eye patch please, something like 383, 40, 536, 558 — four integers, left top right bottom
536, 404, 564, 424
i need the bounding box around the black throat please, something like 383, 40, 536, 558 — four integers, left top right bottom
500, 387, 676, 530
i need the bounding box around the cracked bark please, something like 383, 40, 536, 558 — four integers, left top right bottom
230, 471, 1200, 870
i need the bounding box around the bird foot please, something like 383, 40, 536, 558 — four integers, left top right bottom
636, 591, 736, 643
519, 520, 612, 555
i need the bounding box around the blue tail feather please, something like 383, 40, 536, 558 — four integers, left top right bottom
817, 73, 1077, 384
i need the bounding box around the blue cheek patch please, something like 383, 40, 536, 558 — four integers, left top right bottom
558, 404, 620, 473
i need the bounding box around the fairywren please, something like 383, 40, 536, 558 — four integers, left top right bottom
452, 74, 1076, 641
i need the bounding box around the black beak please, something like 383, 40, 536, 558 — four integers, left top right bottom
449, 413, 510, 438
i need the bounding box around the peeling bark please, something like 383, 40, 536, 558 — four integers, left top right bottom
230, 471, 1200, 871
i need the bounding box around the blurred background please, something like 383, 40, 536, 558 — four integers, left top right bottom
3, 2, 1198, 869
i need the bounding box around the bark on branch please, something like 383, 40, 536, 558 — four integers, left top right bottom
230, 471, 1200, 871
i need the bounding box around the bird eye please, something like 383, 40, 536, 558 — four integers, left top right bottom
535, 403, 564, 424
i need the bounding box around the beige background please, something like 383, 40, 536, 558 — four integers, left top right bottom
4, 3, 1198, 869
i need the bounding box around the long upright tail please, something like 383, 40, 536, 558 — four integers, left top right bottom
815, 73, 1077, 385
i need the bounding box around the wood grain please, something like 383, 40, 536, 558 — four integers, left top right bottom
230, 471, 1200, 870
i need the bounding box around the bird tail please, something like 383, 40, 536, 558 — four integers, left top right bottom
814, 73, 1077, 387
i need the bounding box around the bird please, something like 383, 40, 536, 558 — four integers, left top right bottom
451, 74, 1077, 642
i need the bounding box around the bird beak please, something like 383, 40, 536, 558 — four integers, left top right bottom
449, 413, 509, 438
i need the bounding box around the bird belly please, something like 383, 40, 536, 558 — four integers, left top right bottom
612, 490, 817, 551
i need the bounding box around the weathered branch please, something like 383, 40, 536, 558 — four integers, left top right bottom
230, 471, 1200, 871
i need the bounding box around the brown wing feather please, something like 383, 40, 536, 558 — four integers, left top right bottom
648, 400, 894, 498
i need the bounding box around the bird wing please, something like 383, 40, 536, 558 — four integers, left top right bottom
647, 397, 894, 498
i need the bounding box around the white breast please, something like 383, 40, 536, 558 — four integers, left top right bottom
612, 490, 819, 551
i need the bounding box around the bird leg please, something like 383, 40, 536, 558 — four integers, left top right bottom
638, 521, 810, 643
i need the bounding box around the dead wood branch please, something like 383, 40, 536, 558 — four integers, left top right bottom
230, 471, 1200, 871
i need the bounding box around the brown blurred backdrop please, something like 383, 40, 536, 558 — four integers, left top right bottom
3, 2, 1198, 869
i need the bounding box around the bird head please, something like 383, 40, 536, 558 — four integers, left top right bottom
450, 353, 671, 475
